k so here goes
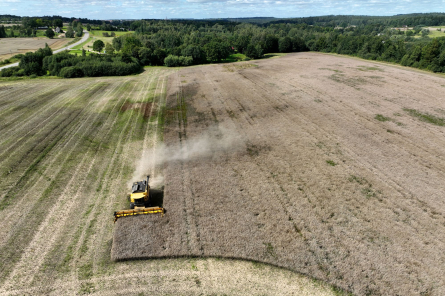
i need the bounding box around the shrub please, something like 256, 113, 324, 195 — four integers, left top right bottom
164, 55, 193, 67
59, 66, 84, 78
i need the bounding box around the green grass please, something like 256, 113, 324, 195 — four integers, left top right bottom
66, 37, 81, 46
403, 108, 445, 126
223, 52, 287, 63
89, 30, 129, 37
326, 160, 337, 166
357, 65, 383, 72
224, 53, 248, 63
70, 37, 93, 50
0, 56, 20, 66
263, 53, 288, 59
375, 114, 391, 122
425, 27, 445, 38
68, 49, 92, 56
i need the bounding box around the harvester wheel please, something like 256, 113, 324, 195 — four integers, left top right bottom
130, 202, 135, 209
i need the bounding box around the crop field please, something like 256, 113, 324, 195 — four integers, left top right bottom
0, 38, 71, 61
113, 53, 445, 295
0, 64, 339, 295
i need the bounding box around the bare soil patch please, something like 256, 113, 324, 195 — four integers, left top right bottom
0, 38, 70, 61
113, 52, 445, 296
120, 102, 154, 119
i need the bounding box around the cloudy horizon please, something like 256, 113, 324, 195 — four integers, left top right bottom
1, 0, 444, 20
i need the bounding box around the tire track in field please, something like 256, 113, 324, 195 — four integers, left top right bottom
90, 70, 166, 258
230, 66, 445, 287
147, 68, 177, 178
29, 78, 136, 287
253, 68, 445, 209
194, 65, 404, 283
0, 81, 95, 173
0, 261, 338, 296
0, 81, 57, 114
293, 69, 445, 167
0, 82, 117, 265
0, 81, 70, 138
3, 79, 126, 287
0, 81, 127, 244
86, 69, 174, 280
199, 68, 320, 268
0, 81, 68, 133
200, 65, 364, 283
10, 80, 126, 285
0, 82, 108, 204
88, 69, 173, 275
64, 74, 150, 289
168, 72, 195, 254
243, 67, 445, 202
0, 81, 111, 226
0, 81, 41, 112
0, 81, 83, 148
0, 82, 85, 156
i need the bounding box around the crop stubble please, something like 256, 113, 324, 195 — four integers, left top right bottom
0, 38, 71, 60
113, 53, 445, 295
1, 66, 328, 296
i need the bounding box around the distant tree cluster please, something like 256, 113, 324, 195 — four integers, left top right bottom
0, 25, 7, 38
0, 15, 111, 38
3, 14, 445, 78
0, 44, 142, 78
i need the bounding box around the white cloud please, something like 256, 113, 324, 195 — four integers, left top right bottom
1, 0, 444, 19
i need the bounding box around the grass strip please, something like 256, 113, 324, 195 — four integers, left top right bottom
403, 108, 445, 126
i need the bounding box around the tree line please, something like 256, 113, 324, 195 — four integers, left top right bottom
0, 44, 142, 78
2, 14, 445, 78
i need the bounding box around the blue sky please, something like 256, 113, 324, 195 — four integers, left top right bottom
1, 0, 444, 20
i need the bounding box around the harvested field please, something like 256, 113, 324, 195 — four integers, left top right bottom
0, 64, 338, 295
113, 53, 445, 295
0, 38, 70, 61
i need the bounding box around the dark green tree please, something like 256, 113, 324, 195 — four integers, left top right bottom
0, 25, 6, 38
105, 43, 115, 54
279, 37, 292, 53
53, 19, 63, 28
65, 26, 74, 38
75, 24, 83, 37
204, 41, 231, 63
93, 40, 105, 52
45, 28, 55, 39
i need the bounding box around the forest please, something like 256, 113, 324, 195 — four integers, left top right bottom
2, 13, 445, 78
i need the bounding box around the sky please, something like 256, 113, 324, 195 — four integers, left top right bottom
1, 0, 445, 20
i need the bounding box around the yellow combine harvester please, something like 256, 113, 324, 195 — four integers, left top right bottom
114, 175, 164, 222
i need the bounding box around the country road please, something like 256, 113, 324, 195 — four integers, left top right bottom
0, 31, 90, 71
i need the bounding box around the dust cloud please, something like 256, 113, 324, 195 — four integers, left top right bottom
130, 126, 244, 188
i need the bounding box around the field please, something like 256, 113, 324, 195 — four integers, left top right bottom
113, 53, 445, 295
0, 38, 71, 61
426, 27, 445, 38
71, 30, 130, 53
0, 63, 339, 295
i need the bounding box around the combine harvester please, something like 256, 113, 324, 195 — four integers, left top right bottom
114, 175, 164, 222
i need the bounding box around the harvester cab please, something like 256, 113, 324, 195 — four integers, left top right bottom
129, 175, 151, 209
114, 175, 164, 222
